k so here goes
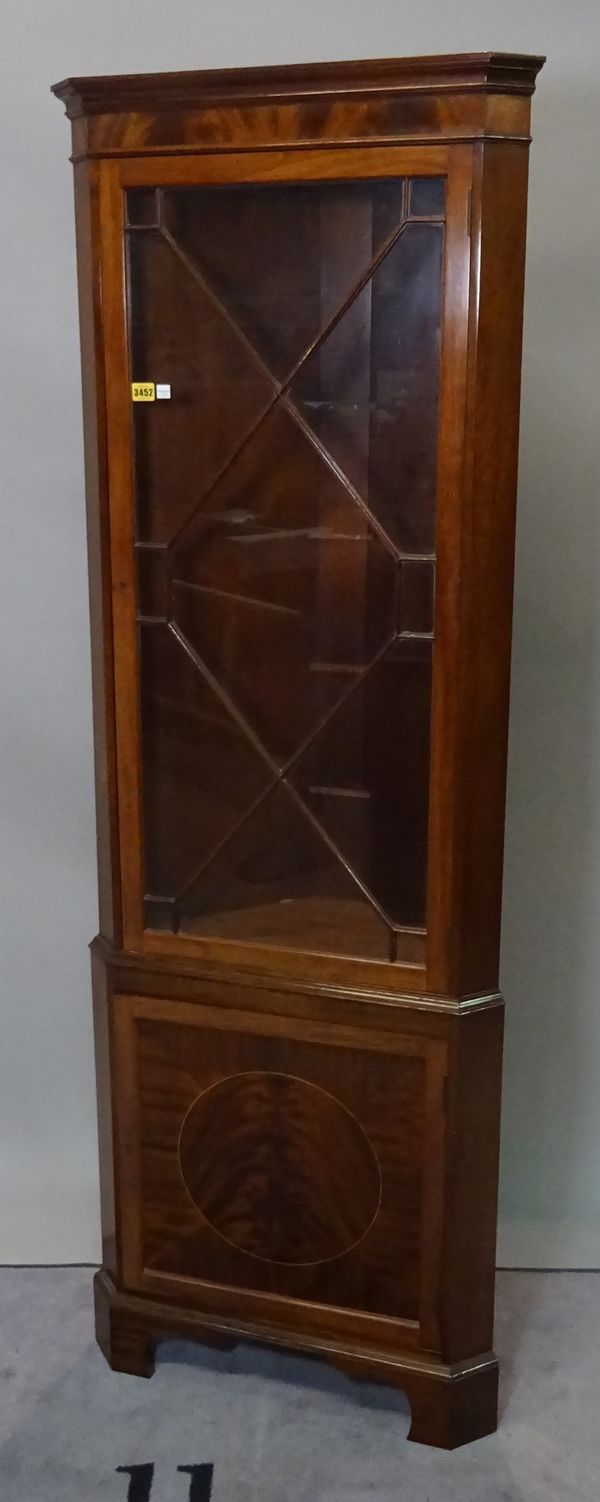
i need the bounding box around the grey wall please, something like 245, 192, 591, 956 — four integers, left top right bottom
1, 0, 599, 1265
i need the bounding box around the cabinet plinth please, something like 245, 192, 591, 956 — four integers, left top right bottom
54, 50, 543, 1448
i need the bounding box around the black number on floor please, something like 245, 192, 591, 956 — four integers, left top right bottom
178, 1464, 214, 1500
116, 1462, 214, 1499
116, 1465, 154, 1502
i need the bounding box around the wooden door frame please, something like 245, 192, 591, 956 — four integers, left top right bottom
97, 141, 475, 998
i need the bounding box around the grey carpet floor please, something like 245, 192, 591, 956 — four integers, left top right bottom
0, 1269, 598, 1500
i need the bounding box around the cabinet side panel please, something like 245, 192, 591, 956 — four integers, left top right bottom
440, 1006, 504, 1360
91, 947, 119, 1275
73, 162, 122, 943
456, 141, 531, 994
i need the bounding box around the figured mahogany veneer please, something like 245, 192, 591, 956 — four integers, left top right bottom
54, 51, 543, 1448
178, 1070, 384, 1265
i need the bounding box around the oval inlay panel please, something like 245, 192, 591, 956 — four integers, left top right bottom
178, 1070, 381, 1265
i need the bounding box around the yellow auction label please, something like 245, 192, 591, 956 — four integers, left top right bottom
131, 382, 155, 402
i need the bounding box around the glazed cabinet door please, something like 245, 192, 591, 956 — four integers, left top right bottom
100, 147, 472, 987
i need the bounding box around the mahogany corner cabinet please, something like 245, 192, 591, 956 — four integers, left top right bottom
53, 51, 544, 1449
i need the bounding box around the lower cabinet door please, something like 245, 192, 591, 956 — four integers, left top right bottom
111, 990, 448, 1354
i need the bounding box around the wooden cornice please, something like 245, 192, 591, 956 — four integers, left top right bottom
52, 52, 545, 120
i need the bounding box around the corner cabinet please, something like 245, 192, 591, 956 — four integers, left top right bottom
53, 51, 544, 1449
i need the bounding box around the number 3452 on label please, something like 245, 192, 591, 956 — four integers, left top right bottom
131, 382, 155, 402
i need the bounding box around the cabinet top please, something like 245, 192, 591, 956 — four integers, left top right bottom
52, 52, 544, 119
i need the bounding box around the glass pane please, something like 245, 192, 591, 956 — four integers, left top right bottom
127, 188, 159, 228
136, 545, 168, 618
161, 179, 407, 382
177, 782, 392, 959
170, 400, 397, 765
399, 558, 435, 636
290, 222, 443, 552
409, 177, 445, 218
127, 174, 444, 955
139, 622, 271, 901
128, 231, 275, 544
287, 641, 433, 928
